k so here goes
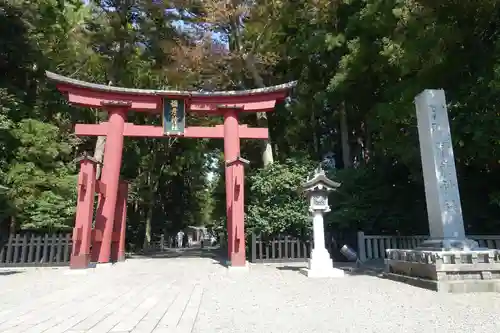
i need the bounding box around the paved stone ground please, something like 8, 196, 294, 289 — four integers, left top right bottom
0, 255, 499, 333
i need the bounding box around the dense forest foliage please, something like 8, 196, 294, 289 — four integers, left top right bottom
1, 0, 500, 250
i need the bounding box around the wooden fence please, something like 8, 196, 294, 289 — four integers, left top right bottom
3, 231, 499, 267
144, 234, 171, 252
0, 233, 72, 267
250, 233, 312, 263
250, 231, 500, 264
357, 231, 500, 261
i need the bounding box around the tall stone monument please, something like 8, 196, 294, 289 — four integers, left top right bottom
384, 89, 500, 293
414, 89, 477, 250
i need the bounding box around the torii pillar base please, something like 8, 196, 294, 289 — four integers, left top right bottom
70, 154, 99, 269
111, 181, 128, 262
224, 260, 250, 273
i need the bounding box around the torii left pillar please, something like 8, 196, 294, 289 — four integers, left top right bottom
71, 154, 99, 269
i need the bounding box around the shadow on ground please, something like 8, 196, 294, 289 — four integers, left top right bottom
0, 270, 23, 276
129, 247, 232, 268
130, 246, 227, 261
275, 259, 386, 277
335, 260, 386, 277
276, 266, 302, 272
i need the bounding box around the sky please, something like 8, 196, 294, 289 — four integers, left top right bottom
80, 0, 226, 45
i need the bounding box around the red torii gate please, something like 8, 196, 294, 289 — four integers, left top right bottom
46, 71, 296, 269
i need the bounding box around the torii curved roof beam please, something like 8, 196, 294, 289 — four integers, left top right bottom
46, 71, 296, 113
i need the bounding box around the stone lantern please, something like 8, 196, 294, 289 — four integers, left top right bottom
300, 165, 344, 278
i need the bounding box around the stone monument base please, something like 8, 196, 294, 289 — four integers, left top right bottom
385, 248, 500, 293
415, 238, 480, 251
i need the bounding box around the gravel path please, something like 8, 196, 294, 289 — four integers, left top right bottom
0, 256, 499, 333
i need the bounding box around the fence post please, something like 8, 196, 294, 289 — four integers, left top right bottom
5, 234, 14, 264
251, 233, 256, 263
357, 231, 366, 262
64, 234, 71, 263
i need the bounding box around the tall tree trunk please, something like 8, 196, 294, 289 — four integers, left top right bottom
143, 142, 161, 249
9, 216, 16, 236
0, 218, 9, 249
93, 135, 106, 179
340, 101, 351, 168
143, 206, 152, 249
92, 0, 128, 178
244, 53, 274, 166
93, 84, 112, 179
365, 123, 371, 164
229, 13, 274, 166
311, 104, 320, 159
143, 170, 153, 249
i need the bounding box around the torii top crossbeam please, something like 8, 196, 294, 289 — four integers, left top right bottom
46, 71, 296, 114
46, 71, 296, 139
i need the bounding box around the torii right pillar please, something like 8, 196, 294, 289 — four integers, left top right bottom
223, 108, 249, 267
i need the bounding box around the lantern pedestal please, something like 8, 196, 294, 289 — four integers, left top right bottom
300, 213, 344, 278
300, 251, 345, 278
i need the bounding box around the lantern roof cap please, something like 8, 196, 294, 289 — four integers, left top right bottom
301, 165, 341, 192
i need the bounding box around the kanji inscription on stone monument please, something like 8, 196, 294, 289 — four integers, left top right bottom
414, 89, 465, 239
